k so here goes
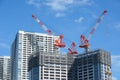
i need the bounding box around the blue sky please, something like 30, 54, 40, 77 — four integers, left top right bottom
0, 0, 120, 79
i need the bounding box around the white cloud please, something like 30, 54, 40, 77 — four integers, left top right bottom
45, 0, 74, 11
112, 76, 118, 80
111, 55, 120, 79
45, 0, 92, 11
74, 17, 84, 23
45, 0, 66, 11
55, 13, 65, 17
26, 0, 40, 8
112, 55, 120, 68
92, 14, 98, 19
26, 0, 93, 17
115, 23, 120, 31
0, 43, 10, 49
74, 0, 93, 5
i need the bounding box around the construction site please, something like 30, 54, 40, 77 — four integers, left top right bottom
10, 10, 112, 80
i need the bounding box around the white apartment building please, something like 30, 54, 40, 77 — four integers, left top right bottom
0, 56, 11, 80
11, 31, 60, 80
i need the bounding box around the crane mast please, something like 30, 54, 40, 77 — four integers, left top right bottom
79, 10, 108, 52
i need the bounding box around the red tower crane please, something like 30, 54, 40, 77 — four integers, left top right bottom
32, 14, 66, 48
68, 42, 78, 54
79, 10, 108, 52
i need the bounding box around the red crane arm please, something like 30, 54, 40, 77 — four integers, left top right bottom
32, 14, 66, 48
32, 14, 52, 35
79, 10, 108, 49
88, 10, 107, 40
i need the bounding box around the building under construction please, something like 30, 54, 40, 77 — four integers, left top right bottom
28, 49, 112, 80
28, 52, 77, 80
77, 49, 112, 80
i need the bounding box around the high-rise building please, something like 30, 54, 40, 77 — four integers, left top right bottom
0, 56, 11, 80
77, 49, 112, 80
28, 49, 112, 80
28, 52, 77, 80
11, 31, 112, 80
11, 31, 60, 80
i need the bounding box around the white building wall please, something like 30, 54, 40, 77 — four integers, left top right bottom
0, 56, 11, 80
11, 31, 60, 80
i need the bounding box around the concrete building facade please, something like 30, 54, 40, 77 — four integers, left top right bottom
77, 49, 112, 80
28, 49, 112, 80
11, 31, 60, 80
28, 52, 77, 80
0, 56, 11, 80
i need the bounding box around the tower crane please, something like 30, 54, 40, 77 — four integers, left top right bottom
32, 14, 66, 48
68, 42, 78, 54
79, 10, 108, 52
